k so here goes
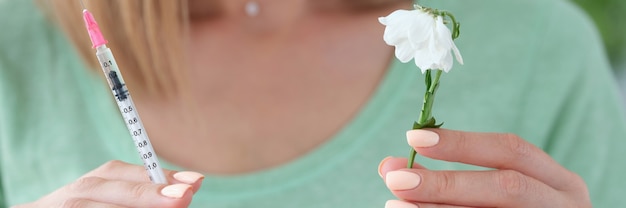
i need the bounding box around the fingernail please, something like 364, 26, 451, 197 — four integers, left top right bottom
173, 171, 205, 184
406, 130, 439, 147
385, 200, 418, 208
161, 184, 192, 199
385, 171, 421, 191
378, 156, 394, 178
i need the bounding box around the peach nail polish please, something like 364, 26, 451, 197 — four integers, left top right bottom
385, 200, 418, 208
378, 156, 394, 178
173, 171, 205, 184
161, 184, 192, 198
385, 171, 421, 191
406, 130, 439, 147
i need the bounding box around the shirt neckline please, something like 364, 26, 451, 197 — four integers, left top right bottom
160, 59, 413, 201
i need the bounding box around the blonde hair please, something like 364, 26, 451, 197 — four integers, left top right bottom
42, 0, 188, 98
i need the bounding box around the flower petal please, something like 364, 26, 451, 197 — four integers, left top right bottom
424, 16, 456, 70
379, 10, 415, 45
413, 45, 435, 73
379, 10, 412, 26
441, 51, 454, 72
407, 12, 434, 46
451, 42, 464, 65
378, 16, 388, 25
382, 27, 407, 45
434, 17, 453, 60
394, 40, 415, 63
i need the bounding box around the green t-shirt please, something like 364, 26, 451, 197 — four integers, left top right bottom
1, 0, 625, 207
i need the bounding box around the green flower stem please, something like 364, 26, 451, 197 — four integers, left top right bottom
407, 70, 443, 169
441, 11, 461, 40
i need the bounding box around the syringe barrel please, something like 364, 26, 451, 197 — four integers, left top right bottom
95, 46, 168, 184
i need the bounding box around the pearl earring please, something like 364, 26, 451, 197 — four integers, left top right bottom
245, 1, 260, 17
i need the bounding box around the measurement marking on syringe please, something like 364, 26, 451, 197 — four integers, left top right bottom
82, 7, 168, 184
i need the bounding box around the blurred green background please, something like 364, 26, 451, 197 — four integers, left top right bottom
571, 0, 626, 72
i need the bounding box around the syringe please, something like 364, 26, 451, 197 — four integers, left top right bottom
81, 8, 168, 184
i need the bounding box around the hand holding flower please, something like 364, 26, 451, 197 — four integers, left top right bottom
379, 4, 463, 169
377, 4, 592, 208
378, 129, 591, 208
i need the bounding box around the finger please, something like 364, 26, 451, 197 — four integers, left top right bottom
12, 199, 128, 208
406, 129, 579, 190
383, 169, 565, 208
385, 200, 474, 208
84, 160, 204, 192
63, 176, 193, 208
16, 198, 124, 208
172, 171, 205, 193
378, 157, 426, 178
58, 199, 128, 208
84, 160, 175, 182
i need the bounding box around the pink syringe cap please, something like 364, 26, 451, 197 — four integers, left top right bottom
82, 9, 108, 48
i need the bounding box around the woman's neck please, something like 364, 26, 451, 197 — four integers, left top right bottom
136, 0, 413, 174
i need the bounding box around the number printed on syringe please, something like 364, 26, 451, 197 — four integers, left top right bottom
82, 7, 168, 184
100, 50, 167, 183
81, 2, 167, 184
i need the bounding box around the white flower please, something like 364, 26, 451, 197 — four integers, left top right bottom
379, 8, 463, 73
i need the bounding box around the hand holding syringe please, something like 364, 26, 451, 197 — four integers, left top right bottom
11, 4, 204, 208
